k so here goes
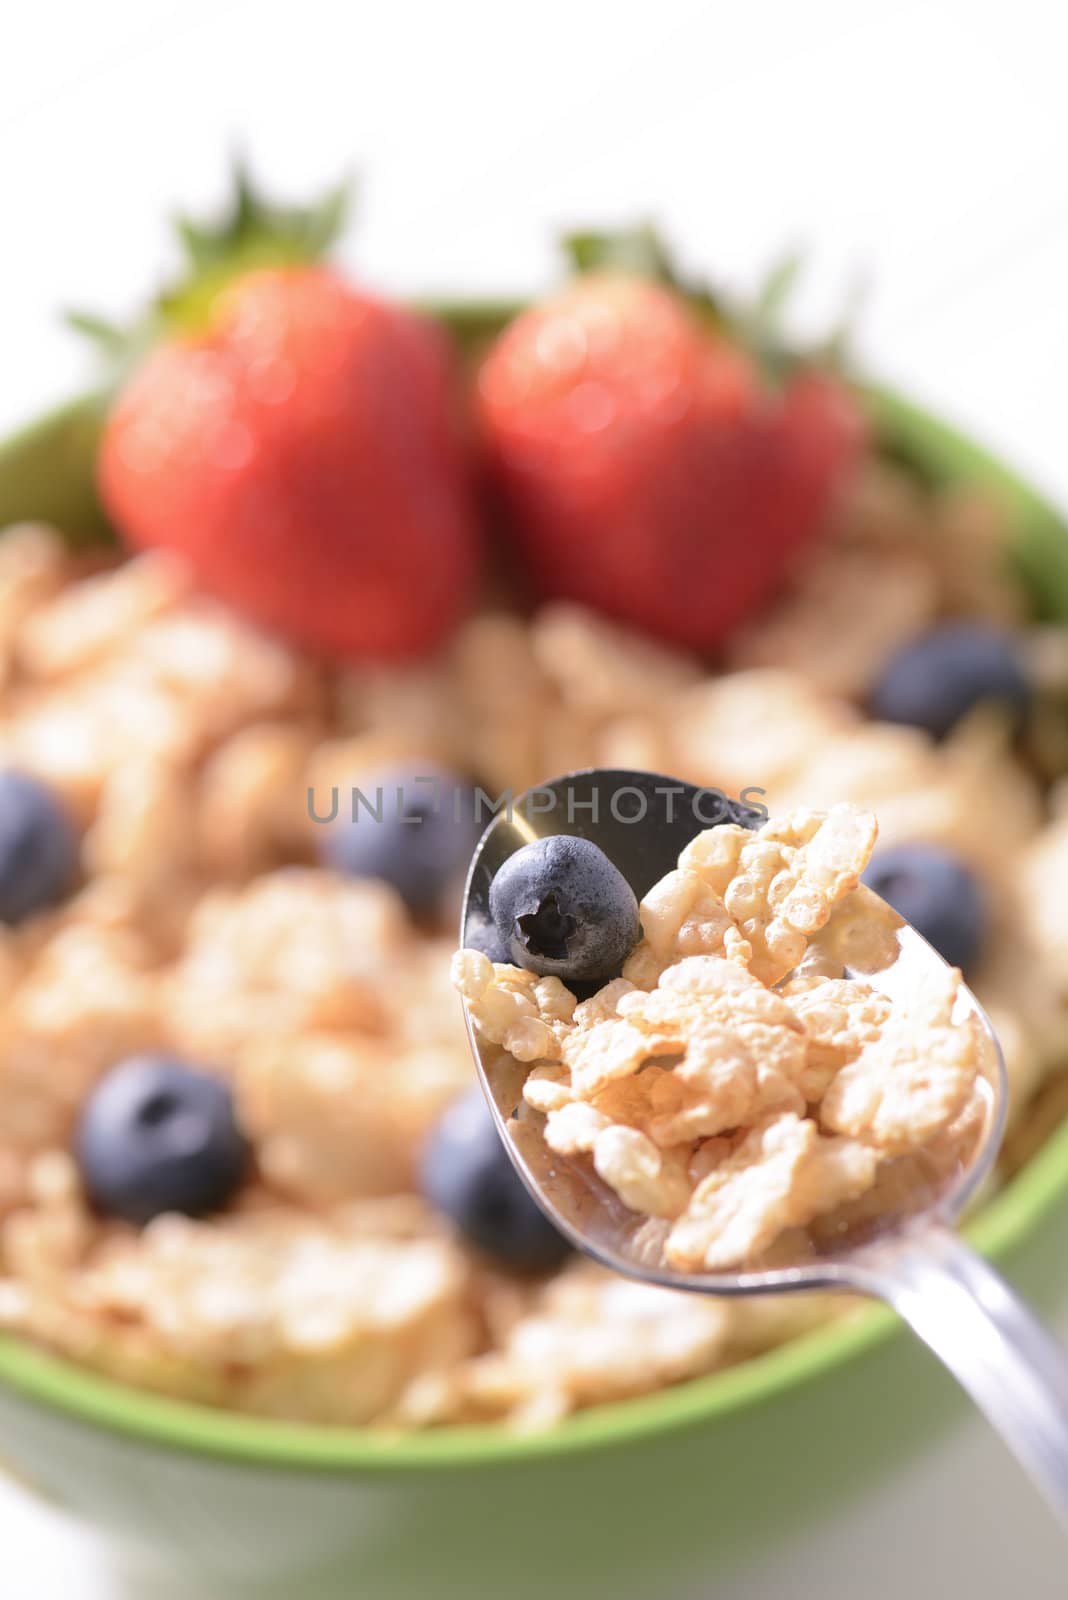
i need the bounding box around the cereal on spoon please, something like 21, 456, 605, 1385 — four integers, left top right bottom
457, 804, 987, 1274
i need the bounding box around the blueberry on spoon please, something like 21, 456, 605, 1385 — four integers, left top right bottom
489, 834, 640, 984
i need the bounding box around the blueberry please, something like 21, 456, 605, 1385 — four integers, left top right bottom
869, 624, 1030, 739
0, 770, 77, 924
863, 843, 986, 972
489, 835, 640, 984
320, 763, 483, 918
420, 1087, 570, 1271
76, 1055, 248, 1225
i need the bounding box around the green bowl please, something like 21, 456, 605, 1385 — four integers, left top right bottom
0, 385, 1066, 1599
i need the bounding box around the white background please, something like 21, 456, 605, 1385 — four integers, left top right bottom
2, 1, 1067, 1593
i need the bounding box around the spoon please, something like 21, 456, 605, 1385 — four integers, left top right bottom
460, 768, 1068, 1522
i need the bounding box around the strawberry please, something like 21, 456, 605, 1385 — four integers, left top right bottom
95, 174, 478, 660
476, 249, 864, 651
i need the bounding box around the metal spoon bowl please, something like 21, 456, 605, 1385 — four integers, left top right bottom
460, 769, 1068, 1521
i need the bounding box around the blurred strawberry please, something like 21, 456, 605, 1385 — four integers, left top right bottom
476, 236, 864, 651
94, 171, 478, 659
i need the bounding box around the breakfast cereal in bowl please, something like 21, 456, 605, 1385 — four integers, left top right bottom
0, 185, 1065, 1437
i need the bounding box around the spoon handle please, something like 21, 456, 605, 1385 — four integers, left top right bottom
851, 1222, 1068, 1526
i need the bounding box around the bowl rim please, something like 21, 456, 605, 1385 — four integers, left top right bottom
0, 382, 1065, 1473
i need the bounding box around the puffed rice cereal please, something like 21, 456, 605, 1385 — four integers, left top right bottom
460, 806, 988, 1273
0, 454, 1062, 1431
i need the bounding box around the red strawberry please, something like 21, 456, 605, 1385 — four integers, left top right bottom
96, 179, 478, 660
477, 271, 864, 651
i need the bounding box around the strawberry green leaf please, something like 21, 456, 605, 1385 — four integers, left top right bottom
71, 163, 354, 384
64, 311, 129, 357
558, 223, 857, 383
817, 269, 870, 371
752, 249, 804, 328
562, 224, 728, 336
160, 161, 352, 332
171, 158, 351, 280
563, 224, 677, 281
